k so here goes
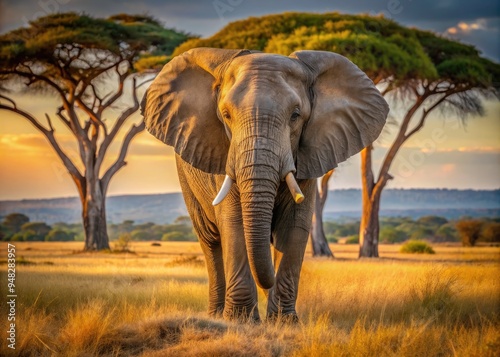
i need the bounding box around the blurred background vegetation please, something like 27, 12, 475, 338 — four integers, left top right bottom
1, 212, 498, 247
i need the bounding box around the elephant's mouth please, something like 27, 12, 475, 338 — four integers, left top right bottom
212, 172, 303, 206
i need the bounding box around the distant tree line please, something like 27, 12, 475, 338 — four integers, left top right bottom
1, 213, 498, 246
107, 216, 196, 242
324, 215, 500, 246
0, 213, 196, 243
0, 213, 80, 242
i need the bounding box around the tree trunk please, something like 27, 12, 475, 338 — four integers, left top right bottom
359, 193, 380, 258
309, 170, 334, 257
82, 180, 109, 251
359, 146, 380, 258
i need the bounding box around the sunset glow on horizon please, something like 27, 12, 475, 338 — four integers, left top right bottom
1, 95, 499, 200
1, 1, 499, 200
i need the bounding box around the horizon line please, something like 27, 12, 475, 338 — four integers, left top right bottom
1, 187, 499, 202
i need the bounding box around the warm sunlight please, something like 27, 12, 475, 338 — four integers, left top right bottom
1, 100, 499, 199
0, 2, 498, 356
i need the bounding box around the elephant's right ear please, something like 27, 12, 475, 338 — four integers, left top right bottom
141, 48, 248, 174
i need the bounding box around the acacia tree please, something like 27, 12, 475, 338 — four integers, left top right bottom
0, 13, 188, 250
150, 12, 500, 256
456, 220, 483, 247
359, 32, 499, 257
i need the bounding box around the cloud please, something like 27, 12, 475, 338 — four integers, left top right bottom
0, 132, 171, 161
446, 18, 489, 34
420, 146, 500, 154
126, 137, 175, 157
0, 133, 80, 159
0, 132, 77, 147
388, 147, 500, 189
444, 17, 500, 60
328, 146, 500, 190
0, 134, 47, 150
457, 147, 500, 153
440, 163, 456, 174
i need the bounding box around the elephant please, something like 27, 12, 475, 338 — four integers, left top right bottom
141, 48, 388, 322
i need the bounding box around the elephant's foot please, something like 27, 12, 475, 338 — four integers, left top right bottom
208, 305, 225, 319
266, 293, 299, 324
223, 305, 260, 323
266, 312, 299, 324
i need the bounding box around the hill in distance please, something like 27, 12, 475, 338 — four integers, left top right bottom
0, 189, 499, 224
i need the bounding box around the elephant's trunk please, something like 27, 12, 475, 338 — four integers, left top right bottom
236, 136, 281, 290
241, 183, 276, 289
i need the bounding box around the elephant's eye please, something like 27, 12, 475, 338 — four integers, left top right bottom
291, 108, 300, 121
222, 110, 231, 121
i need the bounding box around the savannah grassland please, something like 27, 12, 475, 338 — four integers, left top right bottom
0, 242, 498, 356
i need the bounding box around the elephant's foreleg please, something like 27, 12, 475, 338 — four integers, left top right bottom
267, 179, 315, 321
266, 227, 308, 321
185, 205, 226, 317
176, 160, 226, 317
218, 213, 260, 321
199, 240, 225, 317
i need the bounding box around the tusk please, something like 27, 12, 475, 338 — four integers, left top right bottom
212, 175, 234, 206
285, 172, 304, 204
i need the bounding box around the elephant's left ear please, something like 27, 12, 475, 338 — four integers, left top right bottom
289, 51, 389, 179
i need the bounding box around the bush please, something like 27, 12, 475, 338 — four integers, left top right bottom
418, 216, 448, 227
114, 233, 133, 252
400, 240, 435, 254
161, 231, 196, 242
45, 230, 75, 242
396, 221, 421, 235
434, 224, 459, 242
481, 222, 500, 243
130, 230, 152, 241
73, 233, 85, 241
108, 217, 196, 241
326, 234, 338, 243
345, 235, 359, 244
410, 227, 435, 240
22, 229, 45, 242
380, 226, 407, 244
52, 222, 84, 241
2, 213, 29, 233
21, 222, 51, 238
10, 233, 24, 241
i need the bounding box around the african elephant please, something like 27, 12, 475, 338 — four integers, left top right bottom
141, 48, 388, 321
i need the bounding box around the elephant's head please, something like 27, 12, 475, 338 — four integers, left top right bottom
141, 48, 388, 289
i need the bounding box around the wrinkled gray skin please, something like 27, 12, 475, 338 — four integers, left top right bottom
142, 48, 388, 321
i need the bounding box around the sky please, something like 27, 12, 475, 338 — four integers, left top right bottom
0, 0, 499, 200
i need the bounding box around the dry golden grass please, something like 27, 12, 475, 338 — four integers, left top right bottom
1, 242, 499, 356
